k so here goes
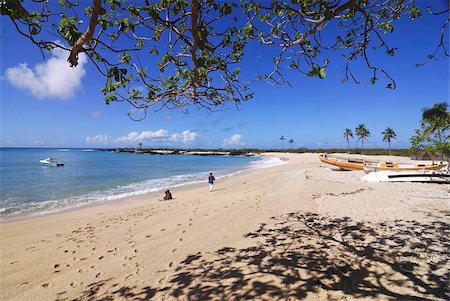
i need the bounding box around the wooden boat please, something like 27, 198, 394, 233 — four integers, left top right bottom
363, 162, 447, 172
319, 154, 365, 171
319, 154, 447, 172
362, 170, 450, 183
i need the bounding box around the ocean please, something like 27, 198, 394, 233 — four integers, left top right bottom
0, 148, 282, 218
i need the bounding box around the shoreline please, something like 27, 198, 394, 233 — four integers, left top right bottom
1, 153, 448, 300
0, 154, 285, 223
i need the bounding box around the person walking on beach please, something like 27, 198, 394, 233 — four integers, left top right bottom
208, 172, 215, 192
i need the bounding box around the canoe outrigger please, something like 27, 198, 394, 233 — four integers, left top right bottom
319, 154, 446, 172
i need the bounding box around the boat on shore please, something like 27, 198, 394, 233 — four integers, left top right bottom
363, 162, 447, 173
362, 170, 450, 183
319, 154, 447, 172
319, 154, 371, 171
40, 157, 64, 167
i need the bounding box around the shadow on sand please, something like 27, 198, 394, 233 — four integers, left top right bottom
62, 211, 449, 300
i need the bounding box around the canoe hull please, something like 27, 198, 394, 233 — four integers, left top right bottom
319, 155, 447, 172
319, 155, 364, 171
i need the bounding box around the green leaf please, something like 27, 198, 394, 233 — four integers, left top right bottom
319, 67, 326, 79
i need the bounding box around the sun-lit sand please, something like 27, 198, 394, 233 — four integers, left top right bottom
1, 153, 448, 300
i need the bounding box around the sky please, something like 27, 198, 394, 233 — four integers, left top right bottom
1, 2, 448, 150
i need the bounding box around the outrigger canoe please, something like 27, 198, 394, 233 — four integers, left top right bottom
363, 161, 447, 172
319, 154, 447, 172
319, 154, 365, 171
362, 170, 450, 183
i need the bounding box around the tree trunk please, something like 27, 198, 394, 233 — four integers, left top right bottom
388, 141, 391, 156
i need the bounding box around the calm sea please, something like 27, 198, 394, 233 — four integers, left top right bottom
0, 148, 282, 218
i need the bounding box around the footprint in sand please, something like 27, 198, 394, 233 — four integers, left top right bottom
41, 283, 49, 288
17, 282, 28, 288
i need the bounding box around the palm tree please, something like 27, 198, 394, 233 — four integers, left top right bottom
343, 128, 353, 152
355, 124, 371, 154
288, 138, 294, 149
382, 127, 397, 155
279, 135, 285, 149
421, 103, 449, 163
139, 142, 142, 149
421, 102, 449, 143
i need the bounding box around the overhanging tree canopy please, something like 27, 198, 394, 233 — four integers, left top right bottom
2, 0, 449, 119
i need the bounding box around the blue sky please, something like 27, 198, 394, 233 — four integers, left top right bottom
1, 2, 448, 149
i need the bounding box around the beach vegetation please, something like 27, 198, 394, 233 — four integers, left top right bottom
355, 124, 371, 155
343, 128, 354, 152
288, 139, 294, 149
2, 1, 448, 119
279, 136, 286, 149
410, 102, 449, 163
382, 127, 397, 156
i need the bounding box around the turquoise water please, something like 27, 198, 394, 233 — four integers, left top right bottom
0, 148, 282, 218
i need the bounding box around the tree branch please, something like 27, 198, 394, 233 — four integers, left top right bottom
68, 0, 104, 67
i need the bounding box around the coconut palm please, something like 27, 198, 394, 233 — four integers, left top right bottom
355, 124, 371, 154
421, 103, 450, 163
288, 138, 294, 149
421, 102, 449, 142
343, 128, 353, 152
139, 142, 143, 149
279, 135, 285, 149
382, 127, 397, 155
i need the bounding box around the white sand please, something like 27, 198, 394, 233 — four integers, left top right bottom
1, 153, 448, 300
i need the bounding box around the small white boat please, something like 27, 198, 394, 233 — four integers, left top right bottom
362, 170, 449, 183
40, 157, 64, 167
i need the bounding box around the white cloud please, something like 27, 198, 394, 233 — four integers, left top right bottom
33, 140, 45, 144
5, 47, 87, 100
223, 134, 245, 146
181, 130, 197, 144
86, 134, 112, 144
116, 129, 169, 143
90, 110, 103, 119
86, 129, 198, 146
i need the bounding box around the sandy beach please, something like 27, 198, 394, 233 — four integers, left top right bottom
0, 153, 448, 300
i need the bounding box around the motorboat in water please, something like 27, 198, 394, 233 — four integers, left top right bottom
40, 157, 64, 167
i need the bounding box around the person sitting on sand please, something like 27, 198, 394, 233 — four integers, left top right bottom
160, 190, 172, 201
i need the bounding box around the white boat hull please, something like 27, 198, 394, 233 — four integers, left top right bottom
40, 159, 64, 167
362, 170, 450, 183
